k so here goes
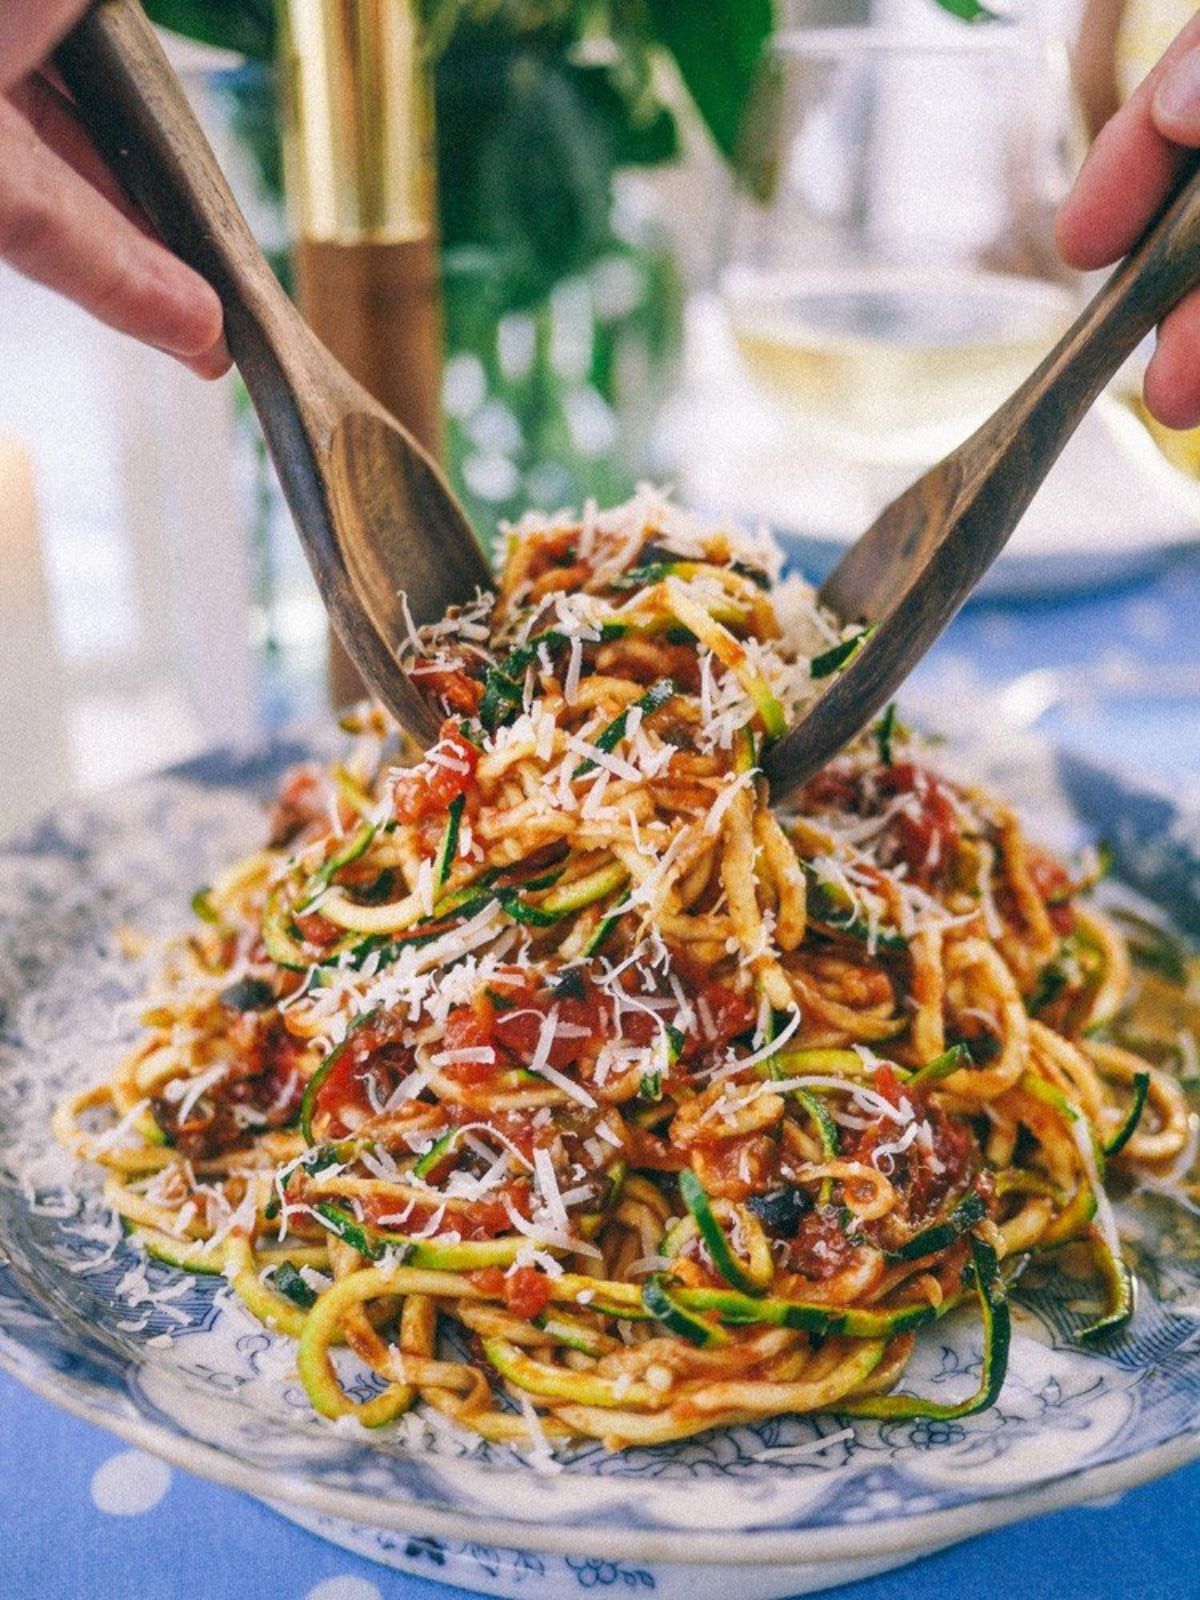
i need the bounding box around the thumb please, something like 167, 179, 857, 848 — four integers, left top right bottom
1151, 46, 1200, 145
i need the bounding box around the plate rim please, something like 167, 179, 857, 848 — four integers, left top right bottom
1, 1305, 1198, 1568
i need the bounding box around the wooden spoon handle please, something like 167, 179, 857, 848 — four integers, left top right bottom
55, 0, 306, 376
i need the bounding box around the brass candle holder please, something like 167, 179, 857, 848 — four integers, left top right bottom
276, 0, 443, 703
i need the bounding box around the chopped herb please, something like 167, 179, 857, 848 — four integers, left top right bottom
1028, 961, 1069, 1015
875, 703, 897, 767
731, 560, 770, 590
355, 868, 397, 905
191, 887, 219, 924
272, 1261, 317, 1308
935, 0, 1000, 21
218, 977, 276, 1012
639, 1070, 663, 1101
811, 625, 876, 680
549, 968, 588, 1001
610, 560, 676, 590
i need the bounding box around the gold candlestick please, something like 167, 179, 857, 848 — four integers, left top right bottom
276, 0, 443, 705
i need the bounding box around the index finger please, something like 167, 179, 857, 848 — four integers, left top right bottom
1057, 13, 1200, 270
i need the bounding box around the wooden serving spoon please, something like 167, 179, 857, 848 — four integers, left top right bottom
55, 0, 492, 747
763, 157, 1200, 806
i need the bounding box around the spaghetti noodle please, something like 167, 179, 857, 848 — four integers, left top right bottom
57, 489, 1193, 1452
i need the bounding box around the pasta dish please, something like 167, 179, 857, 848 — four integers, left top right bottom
56, 490, 1192, 1454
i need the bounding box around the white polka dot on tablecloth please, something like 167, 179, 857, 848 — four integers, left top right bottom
89, 1450, 173, 1515
303, 1580, 382, 1600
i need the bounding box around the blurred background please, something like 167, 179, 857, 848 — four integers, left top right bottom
3, 0, 1200, 839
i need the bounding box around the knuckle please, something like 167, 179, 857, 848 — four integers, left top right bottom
0, 187, 53, 265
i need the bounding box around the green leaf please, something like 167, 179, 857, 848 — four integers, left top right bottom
644, 0, 773, 161
142, 0, 276, 59
933, 0, 1001, 20
438, 51, 616, 298
569, 62, 680, 167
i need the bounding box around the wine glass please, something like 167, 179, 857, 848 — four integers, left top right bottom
718, 9, 1085, 473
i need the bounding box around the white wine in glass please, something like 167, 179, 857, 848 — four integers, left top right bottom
720, 17, 1084, 476
726, 264, 1078, 463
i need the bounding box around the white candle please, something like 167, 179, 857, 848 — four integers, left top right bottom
0, 434, 72, 837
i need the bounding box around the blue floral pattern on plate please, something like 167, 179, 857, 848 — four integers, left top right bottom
0, 735, 1198, 1574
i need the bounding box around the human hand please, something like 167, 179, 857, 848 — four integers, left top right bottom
0, 0, 228, 378
1058, 13, 1200, 430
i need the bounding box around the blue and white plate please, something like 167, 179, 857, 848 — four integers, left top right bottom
1, 735, 1198, 1600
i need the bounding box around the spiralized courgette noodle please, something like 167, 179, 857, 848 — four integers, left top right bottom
57, 488, 1195, 1453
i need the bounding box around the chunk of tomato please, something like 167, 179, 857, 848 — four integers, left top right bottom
502, 1265, 553, 1319
393, 722, 478, 825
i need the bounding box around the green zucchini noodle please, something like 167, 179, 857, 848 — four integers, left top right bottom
56, 488, 1194, 1455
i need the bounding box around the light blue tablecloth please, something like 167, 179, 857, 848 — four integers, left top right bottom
3, 548, 1198, 1600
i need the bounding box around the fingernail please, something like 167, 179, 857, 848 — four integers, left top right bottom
1153, 48, 1200, 131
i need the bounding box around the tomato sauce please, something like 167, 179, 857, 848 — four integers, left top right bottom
393, 722, 478, 825
786, 1206, 859, 1279
411, 665, 483, 716
357, 1181, 527, 1241
904, 1104, 975, 1222
692, 1134, 776, 1201
799, 760, 963, 888
293, 911, 342, 949
311, 1017, 414, 1135
152, 1017, 306, 1160
502, 1265, 553, 1318
267, 765, 329, 848
848, 1069, 978, 1227
873, 762, 961, 884
467, 1263, 553, 1317
1026, 847, 1076, 935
